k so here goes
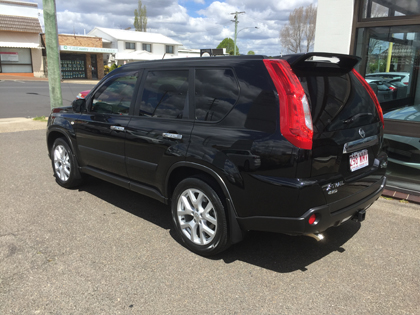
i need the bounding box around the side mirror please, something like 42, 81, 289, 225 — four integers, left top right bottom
72, 99, 86, 113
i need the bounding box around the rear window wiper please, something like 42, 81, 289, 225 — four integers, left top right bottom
343, 113, 373, 124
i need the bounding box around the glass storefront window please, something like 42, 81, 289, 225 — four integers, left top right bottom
0, 48, 32, 73
362, 0, 420, 19
355, 25, 420, 113
355, 22, 420, 194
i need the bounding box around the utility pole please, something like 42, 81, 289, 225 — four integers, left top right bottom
43, 0, 63, 109
231, 11, 245, 56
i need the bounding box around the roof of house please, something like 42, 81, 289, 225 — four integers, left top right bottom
0, 14, 42, 33
88, 27, 182, 46
0, 0, 37, 7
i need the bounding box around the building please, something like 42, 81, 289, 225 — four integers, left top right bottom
0, 0, 43, 77
42, 33, 117, 80
87, 27, 182, 65
314, 0, 420, 194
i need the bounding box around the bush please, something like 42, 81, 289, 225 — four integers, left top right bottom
110, 63, 118, 72
104, 65, 110, 75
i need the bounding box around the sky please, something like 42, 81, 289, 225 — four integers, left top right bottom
32, 0, 317, 56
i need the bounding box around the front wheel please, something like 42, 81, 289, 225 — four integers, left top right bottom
50, 138, 83, 188
171, 178, 230, 256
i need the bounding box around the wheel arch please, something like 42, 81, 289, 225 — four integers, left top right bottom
165, 162, 244, 244
47, 128, 76, 156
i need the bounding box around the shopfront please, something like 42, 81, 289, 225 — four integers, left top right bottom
351, 0, 420, 195
59, 45, 117, 80
43, 34, 118, 80
315, 0, 420, 196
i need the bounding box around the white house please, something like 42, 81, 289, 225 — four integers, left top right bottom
87, 27, 182, 65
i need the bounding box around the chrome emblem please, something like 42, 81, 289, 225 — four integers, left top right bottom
359, 128, 366, 139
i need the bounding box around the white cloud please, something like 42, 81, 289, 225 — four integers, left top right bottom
34, 0, 318, 56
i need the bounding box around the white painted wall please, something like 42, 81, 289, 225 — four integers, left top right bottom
0, 2, 39, 18
314, 0, 354, 54
153, 44, 165, 56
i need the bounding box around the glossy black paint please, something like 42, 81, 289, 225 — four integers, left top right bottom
47, 54, 387, 239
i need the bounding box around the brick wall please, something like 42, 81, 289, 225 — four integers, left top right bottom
42, 34, 102, 48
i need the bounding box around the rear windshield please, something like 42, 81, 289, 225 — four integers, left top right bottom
299, 72, 380, 133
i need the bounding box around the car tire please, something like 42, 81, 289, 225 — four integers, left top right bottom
50, 138, 83, 188
171, 178, 230, 256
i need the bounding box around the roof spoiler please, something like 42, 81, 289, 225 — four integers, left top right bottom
278, 52, 362, 75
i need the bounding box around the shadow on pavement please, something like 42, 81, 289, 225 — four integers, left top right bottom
78, 176, 361, 273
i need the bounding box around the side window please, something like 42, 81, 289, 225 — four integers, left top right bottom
195, 69, 239, 121
91, 72, 138, 115
140, 70, 189, 119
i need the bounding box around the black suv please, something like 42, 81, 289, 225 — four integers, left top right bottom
47, 53, 387, 256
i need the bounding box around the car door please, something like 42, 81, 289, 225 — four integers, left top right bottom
74, 70, 140, 177
125, 68, 194, 190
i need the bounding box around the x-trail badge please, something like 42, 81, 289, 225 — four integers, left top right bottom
359, 128, 366, 138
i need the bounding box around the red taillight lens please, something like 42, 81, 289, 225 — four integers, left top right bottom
388, 86, 397, 91
308, 214, 316, 225
352, 69, 384, 129
263, 59, 313, 150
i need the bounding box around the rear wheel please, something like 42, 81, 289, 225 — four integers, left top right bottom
171, 178, 229, 256
50, 138, 83, 188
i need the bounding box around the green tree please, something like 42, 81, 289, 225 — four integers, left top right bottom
134, 1, 147, 32
247, 50, 255, 55
217, 38, 239, 55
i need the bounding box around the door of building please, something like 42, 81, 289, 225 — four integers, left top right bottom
91, 54, 98, 79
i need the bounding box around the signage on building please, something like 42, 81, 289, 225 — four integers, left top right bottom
59, 45, 118, 54
0, 52, 18, 62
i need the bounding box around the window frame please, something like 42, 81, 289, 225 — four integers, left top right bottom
143, 43, 152, 52
87, 70, 142, 117
125, 42, 135, 50
166, 45, 174, 54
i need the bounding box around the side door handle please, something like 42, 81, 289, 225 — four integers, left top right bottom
163, 133, 182, 140
110, 125, 125, 131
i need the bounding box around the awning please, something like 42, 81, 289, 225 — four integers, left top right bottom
59, 45, 118, 54
0, 32, 43, 49
0, 42, 43, 49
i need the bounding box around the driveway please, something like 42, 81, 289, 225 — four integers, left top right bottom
0, 127, 419, 314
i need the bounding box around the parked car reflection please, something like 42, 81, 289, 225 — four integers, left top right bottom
384, 105, 420, 170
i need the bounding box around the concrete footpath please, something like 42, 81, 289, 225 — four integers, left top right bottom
0, 117, 47, 133
0, 74, 99, 85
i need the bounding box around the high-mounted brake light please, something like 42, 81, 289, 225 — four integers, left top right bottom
263, 59, 313, 150
352, 69, 384, 129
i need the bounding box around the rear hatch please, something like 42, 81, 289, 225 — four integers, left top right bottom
284, 53, 386, 204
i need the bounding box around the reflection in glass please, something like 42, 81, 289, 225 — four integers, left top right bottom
140, 70, 189, 119
362, 0, 420, 19
195, 69, 239, 121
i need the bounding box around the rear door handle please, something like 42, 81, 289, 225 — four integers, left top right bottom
110, 126, 125, 131
163, 133, 182, 140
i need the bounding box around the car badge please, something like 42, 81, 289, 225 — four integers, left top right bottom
359, 128, 366, 139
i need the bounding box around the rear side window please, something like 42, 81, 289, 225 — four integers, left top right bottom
140, 70, 189, 119
91, 72, 138, 115
195, 69, 239, 121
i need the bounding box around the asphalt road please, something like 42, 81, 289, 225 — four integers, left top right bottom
0, 80, 96, 118
1, 128, 419, 314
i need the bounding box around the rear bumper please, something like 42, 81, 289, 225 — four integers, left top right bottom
237, 176, 386, 235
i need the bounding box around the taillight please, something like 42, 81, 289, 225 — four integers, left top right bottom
263, 59, 313, 150
352, 69, 384, 129
388, 86, 397, 91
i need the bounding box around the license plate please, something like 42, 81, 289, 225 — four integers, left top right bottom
349, 149, 369, 172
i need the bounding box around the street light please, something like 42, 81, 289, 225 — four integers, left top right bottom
234, 26, 258, 55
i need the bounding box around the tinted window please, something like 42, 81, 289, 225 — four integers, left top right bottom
140, 70, 189, 119
91, 72, 138, 115
195, 69, 239, 121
